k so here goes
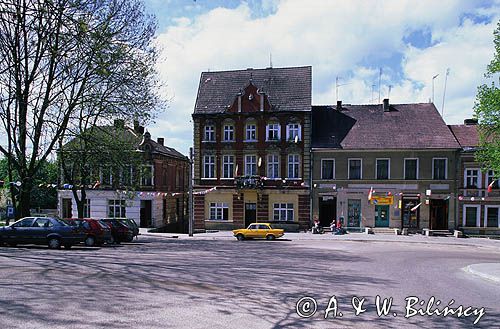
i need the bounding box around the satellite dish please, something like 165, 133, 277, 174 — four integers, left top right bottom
294, 135, 299, 143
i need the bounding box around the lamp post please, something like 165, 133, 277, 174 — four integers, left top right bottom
188, 147, 194, 237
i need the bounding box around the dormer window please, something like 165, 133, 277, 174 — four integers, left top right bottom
266, 122, 280, 141
204, 125, 215, 142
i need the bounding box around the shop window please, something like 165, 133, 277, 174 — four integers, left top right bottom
347, 199, 361, 227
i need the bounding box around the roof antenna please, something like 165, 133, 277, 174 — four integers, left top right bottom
378, 67, 382, 104
388, 85, 392, 99
269, 52, 273, 68
441, 68, 450, 118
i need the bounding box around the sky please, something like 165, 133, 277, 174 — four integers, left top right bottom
143, 0, 500, 155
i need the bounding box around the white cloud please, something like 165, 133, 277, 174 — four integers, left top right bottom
151, 0, 499, 154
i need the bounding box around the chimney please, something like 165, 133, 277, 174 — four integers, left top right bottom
464, 118, 478, 125
114, 119, 124, 128
157, 137, 164, 146
383, 98, 390, 112
336, 100, 342, 110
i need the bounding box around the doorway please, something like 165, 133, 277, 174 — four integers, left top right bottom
429, 199, 448, 230
245, 203, 257, 227
319, 196, 336, 227
375, 205, 390, 227
140, 200, 152, 228
62, 198, 72, 218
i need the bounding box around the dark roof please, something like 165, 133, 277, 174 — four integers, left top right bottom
448, 124, 479, 149
312, 103, 460, 149
141, 134, 187, 160
194, 66, 312, 114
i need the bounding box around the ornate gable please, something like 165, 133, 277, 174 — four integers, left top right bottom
227, 81, 271, 113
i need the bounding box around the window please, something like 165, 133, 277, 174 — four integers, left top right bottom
13, 218, 35, 227
141, 165, 154, 186
120, 166, 134, 186
464, 168, 481, 188
223, 125, 234, 141
404, 158, 418, 180
203, 155, 215, 179
222, 155, 234, 179
376, 159, 390, 180
347, 199, 361, 227
245, 155, 257, 176
486, 170, 499, 190
348, 159, 362, 180
273, 203, 294, 221
288, 154, 300, 179
267, 154, 280, 179
83, 199, 91, 218
204, 125, 215, 141
433, 158, 447, 180
33, 218, 52, 227
321, 159, 335, 180
101, 166, 113, 185
287, 123, 301, 141
108, 200, 126, 218
463, 205, 480, 227
209, 203, 229, 220
266, 123, 280, 141
245, 123, 257, 141
485, 207, 499, 228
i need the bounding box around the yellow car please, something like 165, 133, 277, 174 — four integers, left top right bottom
232, 223, 284, 241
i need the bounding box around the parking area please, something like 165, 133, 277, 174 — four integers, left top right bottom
0, 234, 499, 328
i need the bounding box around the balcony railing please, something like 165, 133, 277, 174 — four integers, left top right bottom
460, 188, 500, 197
235, 176, 264, 189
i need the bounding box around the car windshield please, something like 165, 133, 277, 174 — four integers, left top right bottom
55, 218, 70, 226
267, 224, 274, 229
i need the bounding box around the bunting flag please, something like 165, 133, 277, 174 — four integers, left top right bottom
92, 180, 101, 189
368, 186, 374, 201
410, 202, 422, 212
487, 179, 496, 193
193, 186, 217, 195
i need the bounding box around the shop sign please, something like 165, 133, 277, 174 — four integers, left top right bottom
370, 195, 394, 205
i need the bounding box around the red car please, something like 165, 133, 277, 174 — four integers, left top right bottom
65, 218, 113, 246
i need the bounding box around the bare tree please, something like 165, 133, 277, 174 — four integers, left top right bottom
0, 0, 160, 218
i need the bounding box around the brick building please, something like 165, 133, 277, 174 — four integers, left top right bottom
192, 66, 312, 231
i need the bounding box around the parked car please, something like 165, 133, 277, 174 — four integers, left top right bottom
65, 218, 113, 246
114, 218, 139, 240
0, 217, 85, 249
232, 223, 285, 241
99, 218, 134, 243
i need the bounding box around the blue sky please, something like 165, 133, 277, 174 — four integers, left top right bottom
143, 0, 500, 155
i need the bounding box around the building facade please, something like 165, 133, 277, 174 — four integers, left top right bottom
449, 121, 500, 235
58, 121, 190, 230
311, 100, 461, 231
192, 66, 312, 232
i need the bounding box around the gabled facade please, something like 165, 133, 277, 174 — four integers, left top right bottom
449, 121, 500, 234
311, 100, 461, 231
58, 120, 189, 230
192, 66, 312, 231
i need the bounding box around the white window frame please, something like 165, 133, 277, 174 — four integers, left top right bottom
223, 125, 234, 142
484, 206, 500, 228
222, 155, 234, 179
267, 154, 280, 179
204, 125, 215, 142
245, 155, 257, 176
404, 158, 419, 180
286, 123, 301, 141
83, 199, 91, 218
486, 170, 497, 189
108, 199, 126, 218
348, 158, 363, 180
287, 154, 300, 179
375, 158, 390, 180
321, 159, 335, 180
141, 165, 154, 186
245, 123, 257, 141
462, 204, 481, 227
273, 203, 294, 221
464, 168, 482, 189
432, 158, 448, 180
203, 155, 216, 179
266, 123, 281, 141
209, 202, 229, 221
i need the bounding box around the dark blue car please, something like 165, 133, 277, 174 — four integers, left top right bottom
0, 217, 85, 249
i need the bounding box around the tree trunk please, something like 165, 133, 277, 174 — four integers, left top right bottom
72, 187, 87, 219
18, 178, 33, 219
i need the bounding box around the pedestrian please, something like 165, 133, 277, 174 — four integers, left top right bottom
330, 218, 336, 234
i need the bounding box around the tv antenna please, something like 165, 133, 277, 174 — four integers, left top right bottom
441, 68, 450, 118
335, 76, 350, 101
378, 67, 382, 104
432, 74, 439, 103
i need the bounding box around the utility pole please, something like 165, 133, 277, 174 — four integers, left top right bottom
188, 147, 194, 237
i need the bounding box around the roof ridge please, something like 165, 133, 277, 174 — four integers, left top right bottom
201, 65, 311, 74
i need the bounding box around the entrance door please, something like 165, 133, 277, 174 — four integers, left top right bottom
319, 197, 336, 227
375, 205, 390, 227
245, 203, 256, 227
429, 199, 448, 230
140, 200, 152, 228
62, 198, 72, 218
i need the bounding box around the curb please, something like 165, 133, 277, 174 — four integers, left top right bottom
464, 265, 500, 283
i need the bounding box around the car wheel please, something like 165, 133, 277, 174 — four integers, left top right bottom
236, 234, 245, 241
266, 234, 276, 240
85, 236, 96, 247
108, 236, 115, 245
125, 236, 134, 243
64, 244, 72, 249
48, 238, 61, 249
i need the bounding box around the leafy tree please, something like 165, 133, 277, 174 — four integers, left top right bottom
0, 0, 160, 218
474, 20, 500, 175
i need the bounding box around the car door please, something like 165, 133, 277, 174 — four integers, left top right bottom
9, 218, 35, 244
258, 224, 270, 238
31, 218, 51, 245
246, 224, 259, 238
